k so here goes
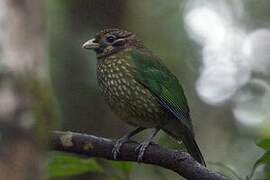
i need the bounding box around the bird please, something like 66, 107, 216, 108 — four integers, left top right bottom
82, 28, 206, 166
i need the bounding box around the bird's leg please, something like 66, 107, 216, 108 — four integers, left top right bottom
112, 127, 145, 159
136, 128, 160, 162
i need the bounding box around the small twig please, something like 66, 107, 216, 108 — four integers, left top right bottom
50, 131, 228, 180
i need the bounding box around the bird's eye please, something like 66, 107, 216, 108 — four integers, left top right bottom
106, 36, 115, 43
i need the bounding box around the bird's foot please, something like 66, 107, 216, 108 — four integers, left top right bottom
135, 141, 154, 162
112, 136, 130, 159
112, 127, 147, 159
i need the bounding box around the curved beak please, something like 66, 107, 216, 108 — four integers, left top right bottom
82, 38, 100, 50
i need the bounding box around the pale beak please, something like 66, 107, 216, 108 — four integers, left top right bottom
82, 38, 100, 50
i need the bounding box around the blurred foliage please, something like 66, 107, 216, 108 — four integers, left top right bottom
108, 161, 134, 180
206, 162, 242, 180
21, 76, 60, 143
257, 138, 270, 150
48, 152, 102, 178
248, 138, 270, 179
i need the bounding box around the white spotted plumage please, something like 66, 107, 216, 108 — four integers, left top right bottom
96, 51, 169, 127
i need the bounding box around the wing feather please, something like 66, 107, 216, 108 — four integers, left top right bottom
129, 50, 193, 133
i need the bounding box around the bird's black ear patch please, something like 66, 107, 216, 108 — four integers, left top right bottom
112, 38, 126, 47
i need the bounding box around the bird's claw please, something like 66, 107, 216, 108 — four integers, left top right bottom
135, 141, 153, 162
112, 137, 129, 159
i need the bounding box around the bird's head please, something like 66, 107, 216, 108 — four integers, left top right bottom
82, 28, 143, 58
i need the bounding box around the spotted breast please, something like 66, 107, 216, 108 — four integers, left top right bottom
96, 50, 169, 128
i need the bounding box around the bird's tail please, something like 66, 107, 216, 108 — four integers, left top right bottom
182, 131, 206, 166
162, 124, 206, 167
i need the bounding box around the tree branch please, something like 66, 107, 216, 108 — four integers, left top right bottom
50, 131, 228, 180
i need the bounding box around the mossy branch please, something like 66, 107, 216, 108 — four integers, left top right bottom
50, 131, 228, 180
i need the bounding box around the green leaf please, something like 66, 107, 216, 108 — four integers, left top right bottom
267, 171, 270, 179
257, 138, 270, 150
247, 149, 270, 180
109, 161, 133, 173
48, 152, 103, 178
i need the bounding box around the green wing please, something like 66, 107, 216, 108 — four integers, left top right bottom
129, 50, 193, 133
